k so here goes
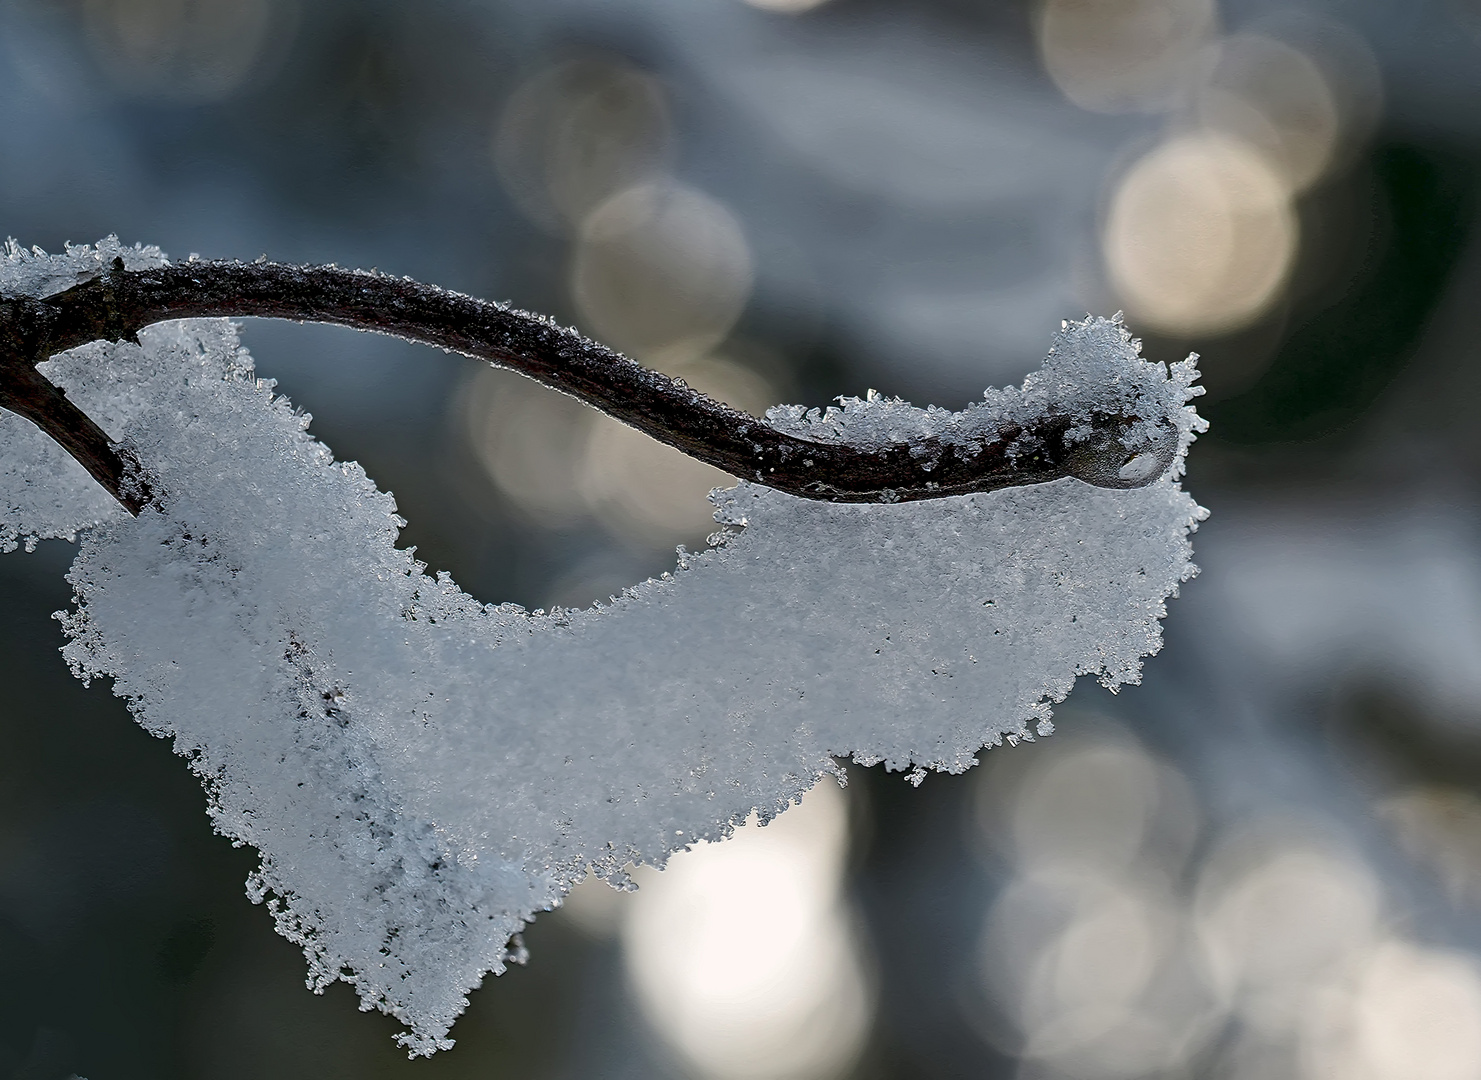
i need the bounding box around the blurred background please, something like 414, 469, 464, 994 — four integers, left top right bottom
3, 0, 1481, 1077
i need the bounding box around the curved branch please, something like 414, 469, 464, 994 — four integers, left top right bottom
0, 258, 1174, 516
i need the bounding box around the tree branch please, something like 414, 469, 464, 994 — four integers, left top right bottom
0, 289, 149, 514
0, 257, 1175, 517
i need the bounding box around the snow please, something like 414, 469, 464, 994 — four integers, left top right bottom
766, 313, 1204, 476
0, 241, 1207, 1054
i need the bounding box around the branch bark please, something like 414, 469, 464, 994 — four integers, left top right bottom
0, 258, 1174, 516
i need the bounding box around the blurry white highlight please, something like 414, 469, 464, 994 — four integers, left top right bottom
1195, 832, 1382, 1035
573, 181, 754, 362
623, 782, 871, 1080
978, 730, 1218, 1077
1042, 2, 1383, 336
463, 367, 592, 527
494, 58, 674, 232
1196, 33, 1341, 193
1007, 739, 1179, 872
83, 0, 281, 100
976, 725, 1481, 1080
1301, 942, 1481, 1080
1035, 0, 1217, 113
1103, 132, 1297, 335
740, 0, 832, 12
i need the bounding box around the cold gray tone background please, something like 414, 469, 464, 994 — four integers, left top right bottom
2, 0, 1481, 1078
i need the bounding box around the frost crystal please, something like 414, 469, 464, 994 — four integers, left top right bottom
766, 315, 1204, 478
0, 242, 1207, 1054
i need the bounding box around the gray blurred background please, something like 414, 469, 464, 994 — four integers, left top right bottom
4, 0, 1481, 1077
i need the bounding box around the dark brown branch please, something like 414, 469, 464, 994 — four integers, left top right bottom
0, 258, 1175, 516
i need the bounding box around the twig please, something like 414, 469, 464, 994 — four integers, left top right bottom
0, 258, 1174, 516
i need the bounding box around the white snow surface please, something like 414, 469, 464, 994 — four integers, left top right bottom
1, 241, 1207, 1054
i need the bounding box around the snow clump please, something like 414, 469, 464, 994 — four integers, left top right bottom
0, 240, 1208, 1054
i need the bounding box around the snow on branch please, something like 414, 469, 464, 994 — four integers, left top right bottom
0, 239, 1208, 1056
2, 246, 1178, 516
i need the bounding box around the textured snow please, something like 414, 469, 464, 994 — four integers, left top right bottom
766, 315, 1203, 475
0, 241, 1207, 1054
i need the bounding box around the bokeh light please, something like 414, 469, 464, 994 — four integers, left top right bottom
485, 51, 768, 552
82, 0, 283, 100
1035, 0, 1218, 113
1300, 941, 1481, 1080
1261, 11, 1386, 168
984, 869, 1217, 1078
1043, 5, 1382, 342
1195, 32, 1341, 192
967, 722, 1481, 1080
572, 181, 754, 363
1195, 829, 1382, 1035
495, 57, 674, 232
977, 728, 1219, 1078
1102, 131, 1298, 334
622, 781, 872, 1080
1003, 738, 1196, 874
740, 0, 832, 13
462, 366, 593, 528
